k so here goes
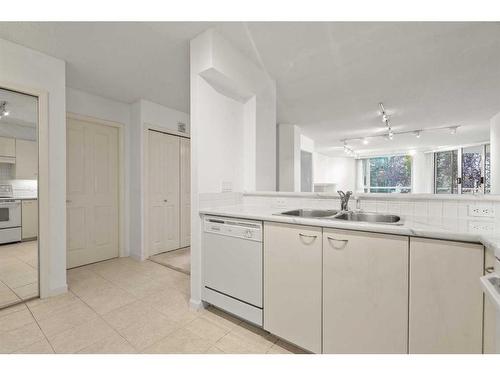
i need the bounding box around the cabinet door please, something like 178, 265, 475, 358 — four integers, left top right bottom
264, 222, 322, 353
179, 138, 190, 248
22, 199, 38, 239
0, 136, 15, 157
483, 250, 498, 354
323, 228, 408, 353
409, 238, 484, 353
15, 139, 38, 180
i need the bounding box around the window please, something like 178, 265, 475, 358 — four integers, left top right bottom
434, 150, 458, 194
433, 144, 490, 194
362, 155, 412, 193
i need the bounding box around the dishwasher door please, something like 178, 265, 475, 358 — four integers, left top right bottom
203, 217, 263, 309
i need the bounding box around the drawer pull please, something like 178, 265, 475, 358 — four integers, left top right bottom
327, 236, 349, 250
485, 266, 495, 274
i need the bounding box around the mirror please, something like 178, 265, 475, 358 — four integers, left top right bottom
0, 87, 38, 308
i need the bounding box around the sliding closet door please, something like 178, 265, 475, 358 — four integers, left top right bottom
148, 131, 180, 255
180, 138, 190, 248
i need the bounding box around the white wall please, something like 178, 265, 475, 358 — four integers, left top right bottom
278, 124, 301, 192
0, 38, 66, 296
314, 153, 356, 192
412, 151, 433, 194
190, 29, 276, 307
66, 87, 132, 257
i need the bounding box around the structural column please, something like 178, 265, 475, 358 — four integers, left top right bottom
491, 112, 500, 194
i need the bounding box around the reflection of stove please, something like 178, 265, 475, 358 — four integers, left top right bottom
0, 184, 21, 244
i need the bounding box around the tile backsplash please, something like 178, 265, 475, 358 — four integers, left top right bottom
240, 193, 500, 221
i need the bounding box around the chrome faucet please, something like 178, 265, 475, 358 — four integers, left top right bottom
337, 190, 353, 211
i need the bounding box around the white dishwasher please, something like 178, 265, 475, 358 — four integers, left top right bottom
202, 216, 263, 326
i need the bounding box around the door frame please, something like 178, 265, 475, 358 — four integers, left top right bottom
0, 81, 48, 298
66, 112, 126, 260
143, 124, 190, 259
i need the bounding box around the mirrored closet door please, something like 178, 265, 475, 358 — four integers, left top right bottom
0, 87, 39, 309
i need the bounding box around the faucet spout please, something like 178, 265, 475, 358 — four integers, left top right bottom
337, 190, 353, 211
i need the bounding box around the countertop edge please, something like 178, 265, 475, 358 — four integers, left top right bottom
199, 207, 500, 257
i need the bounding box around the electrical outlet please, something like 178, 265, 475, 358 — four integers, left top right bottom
220, 181, 232, 193
468, 204, 495, 218
275, 198, 287, 208
468, 220, 495, 232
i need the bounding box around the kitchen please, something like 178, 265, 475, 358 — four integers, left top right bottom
0, 18, 500, 364
190, 25, 500, 354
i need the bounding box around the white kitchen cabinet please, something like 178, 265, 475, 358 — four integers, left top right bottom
323, 228, 409, 353
264, 222, 322, 353
15, 139, 38, 180
483, 249, 497, 354
0, 136, 15, 157
409, 237, 484, 353
22, 199, 38, 240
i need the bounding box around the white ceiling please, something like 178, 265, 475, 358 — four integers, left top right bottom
0, 22, 499, 155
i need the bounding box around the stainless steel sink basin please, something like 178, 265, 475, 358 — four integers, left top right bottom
333, 211, 402, 224
279, 209, 339, 218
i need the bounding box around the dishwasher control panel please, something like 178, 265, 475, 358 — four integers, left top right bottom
204, 216, 262, 242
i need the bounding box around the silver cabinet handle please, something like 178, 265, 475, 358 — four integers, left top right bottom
164, 199, 168, 202
327, 236, 349, 250
66, 200, 72, 203
485, 266, 495, 274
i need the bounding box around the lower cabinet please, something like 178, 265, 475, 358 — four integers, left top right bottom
483, 250, 498, 354
264, 222, 322, 353
22, 199, 38, 240
409, 237, 484, 353
263, 222, 487, 354
323, 228, 409, 353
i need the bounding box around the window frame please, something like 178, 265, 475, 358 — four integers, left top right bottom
361, 154, 413, 194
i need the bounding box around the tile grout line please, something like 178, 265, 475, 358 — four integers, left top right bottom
66, 269, 139, 354
25, 302, 56, 354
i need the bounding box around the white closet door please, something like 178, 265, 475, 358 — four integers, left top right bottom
67, 118, 119, 268
180, 138, 190, 248
148, 131, 180, 255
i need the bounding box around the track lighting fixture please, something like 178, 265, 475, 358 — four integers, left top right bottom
449, 126, 458, 135
414, 130, 421, 138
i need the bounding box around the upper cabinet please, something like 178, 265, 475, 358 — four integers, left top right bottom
15, 139, 37, 180
0, 136, 15, 158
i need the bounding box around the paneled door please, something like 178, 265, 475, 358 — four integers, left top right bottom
180, 138, 190, 248
66, 117, 119, 268
148, 130, 180, 255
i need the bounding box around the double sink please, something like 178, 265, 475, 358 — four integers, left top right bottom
278, 209, 402, 224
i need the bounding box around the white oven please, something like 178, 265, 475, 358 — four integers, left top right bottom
0, 199, 22, 244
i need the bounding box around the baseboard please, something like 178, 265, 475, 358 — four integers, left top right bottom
48, 284, 68, 298
189, 298, 207, 311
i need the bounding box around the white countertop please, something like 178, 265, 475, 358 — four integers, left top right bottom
199, 204, 500, 258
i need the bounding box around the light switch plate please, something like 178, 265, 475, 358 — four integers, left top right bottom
468, 204, 495, 218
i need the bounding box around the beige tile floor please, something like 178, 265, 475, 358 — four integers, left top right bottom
150, 247, 190, 275
0, 256, 306, 354
0, 240, 38, 309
